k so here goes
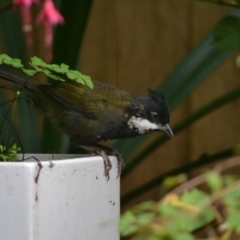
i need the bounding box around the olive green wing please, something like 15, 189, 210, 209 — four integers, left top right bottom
38, 81, 132, 117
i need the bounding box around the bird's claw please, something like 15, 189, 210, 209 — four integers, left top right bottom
98, 149, 125, 179
111, 150, 125, 178
96, 150, 112, 180
80, 145, 125, 180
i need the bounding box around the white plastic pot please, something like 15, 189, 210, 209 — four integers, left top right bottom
0, 154, 120, 240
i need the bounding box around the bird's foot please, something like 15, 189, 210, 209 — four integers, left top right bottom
109, 149, 125, 177
94, 149, 112, 180
80, 145, 112, 180
80, 144, 125, 180
94, 144, 125, 178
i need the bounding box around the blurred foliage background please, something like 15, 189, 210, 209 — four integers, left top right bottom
1, 1, 240, 233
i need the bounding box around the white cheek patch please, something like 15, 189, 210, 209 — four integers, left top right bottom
128, 116, 160, 134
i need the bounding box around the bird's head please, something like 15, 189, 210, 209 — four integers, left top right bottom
128, 90, 174, 138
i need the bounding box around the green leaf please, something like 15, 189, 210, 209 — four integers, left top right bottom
174, 233, 195, 240
181, 190, 215, 230
181, 189, 208, 204
226, 209, 240, 233
0, 144, 21, 162
0, 145, 6, 152
131, 201, 155, 214
162, 174, 187, 190
50, 64, 63, 73
223, 188, 240, 208
0, 54, 23, 68
119, 211, 138, 236
21, 68, 37, 77
27, 54, 94, 87
29, 62, 42, 72
136, 212, 155, 226
60, 63, 69, 71
159, 202, 202, 233
213, 16, 240, 51
10, 58, 23, 68
159, 203, 179, 217
164, 211, 194, 233
224, 175, 238, 185
44, 69, 62, 81
82, 74, 94, 89
66, 71, 78, 80
0, 53, 11, 63
205, 171, 222, 192
0, 154, 7, 161
31, 56, 48, 68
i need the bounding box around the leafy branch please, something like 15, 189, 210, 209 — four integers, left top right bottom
0, 54, 94, 89
0, 144, 21, 162
120, 158, 240, 239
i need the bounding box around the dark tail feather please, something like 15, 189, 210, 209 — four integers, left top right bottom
0, 64, 29, 91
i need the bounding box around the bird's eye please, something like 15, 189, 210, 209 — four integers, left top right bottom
151, 112, 159, 120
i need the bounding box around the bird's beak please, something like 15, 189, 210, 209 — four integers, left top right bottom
159, 123, 174, 138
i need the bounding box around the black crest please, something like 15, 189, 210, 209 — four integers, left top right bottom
147, 89, 165, 104
147, 89, 170, 125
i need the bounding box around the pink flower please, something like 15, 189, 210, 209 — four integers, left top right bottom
36, 0, 64, 26
36, 0, 64, 61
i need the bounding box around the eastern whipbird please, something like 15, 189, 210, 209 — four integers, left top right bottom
0, 64, 173, 179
